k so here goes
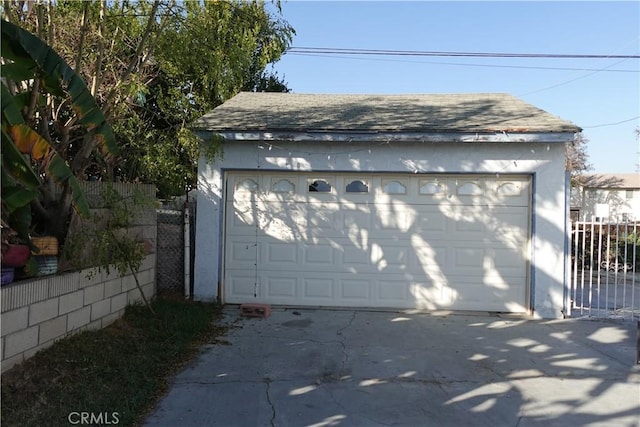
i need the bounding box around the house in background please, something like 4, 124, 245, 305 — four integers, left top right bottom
571, 173, 640, 222
192, 92, 581, 319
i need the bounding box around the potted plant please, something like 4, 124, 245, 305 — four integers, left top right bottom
1, 220, 30, 268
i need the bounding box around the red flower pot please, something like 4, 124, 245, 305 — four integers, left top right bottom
2, 244, 31, 267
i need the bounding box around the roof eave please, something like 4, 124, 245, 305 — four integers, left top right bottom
195, 130, 578, 144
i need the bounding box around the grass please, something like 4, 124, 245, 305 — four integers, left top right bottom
1, 296, 227, 427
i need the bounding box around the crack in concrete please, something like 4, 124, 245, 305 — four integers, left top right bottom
174, 374, 481, 389
337, 311, 357, 376
174, 377, 305, 386
337, 310, 357, 335
264, 378, 276, 427
351, 376, 485, 388
247, 334, 343, 346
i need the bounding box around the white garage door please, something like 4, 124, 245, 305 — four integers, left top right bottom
224, 172, 531, 312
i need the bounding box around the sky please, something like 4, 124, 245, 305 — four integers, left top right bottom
270, 1, 640, 174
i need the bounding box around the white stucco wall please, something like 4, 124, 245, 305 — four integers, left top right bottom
195, 140, 567, 318
573, 187, 640, 221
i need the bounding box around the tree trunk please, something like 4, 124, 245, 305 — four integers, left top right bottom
74, 1, 89, 72
103, 0, 161, 116
90, 0, 105, 97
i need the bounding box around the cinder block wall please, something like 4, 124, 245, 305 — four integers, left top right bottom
1, 182, 158, 373
1, 254, 156, 372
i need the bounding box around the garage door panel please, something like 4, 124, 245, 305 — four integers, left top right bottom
226, 272, 259, 300
303, 244, 335, 266
493, 247, 528, 268
303, 277, 335, 300
341, 279, 372, 300
341, 209, 373, 234
491, 209, 530, 242
411, 282, 456, 308
265, 241, 298, 265
453, 220, 488, 235
374, 208, 416, 232
371, 243, 409, 269
224, 172, 530, 312
452, 247, 485, 269
231, 200, 258, 228
411, 244, 448, 275
378, 280, 410, 303
227, 240, 258, 270
342, 244, 370, 266
265, 276, 298, 299
307, 203, 338, 231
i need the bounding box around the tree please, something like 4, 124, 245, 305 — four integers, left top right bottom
1, 0, 294, 241
566, 132, 592, 186
1, 19, 117, 243
117, 0, 295, 196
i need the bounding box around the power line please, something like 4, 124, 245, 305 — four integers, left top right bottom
582, 116, 640, 129
517, 57, 633, 96
287, 46, 640, 59
288, 52, 638, 73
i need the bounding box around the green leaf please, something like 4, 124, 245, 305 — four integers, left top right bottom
2, 186, 39, 213
1, 129, 41, 189
7, 204, 32, 243
1, 20, 119, 157
1, 83, 25, 125
11, 92, 32, 111
0, 62, 37, 81
48, 154, 90, 216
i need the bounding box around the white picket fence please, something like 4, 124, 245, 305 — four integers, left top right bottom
569, 220, 639, 321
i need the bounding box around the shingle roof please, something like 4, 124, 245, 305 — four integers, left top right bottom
192, 92, 581, 134
581, 173, 640, 189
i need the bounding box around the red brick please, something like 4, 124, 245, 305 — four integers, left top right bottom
240, 303, 271, 318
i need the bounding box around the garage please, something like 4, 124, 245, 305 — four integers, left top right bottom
224, 172, 531, 312
193, 92, 581, 318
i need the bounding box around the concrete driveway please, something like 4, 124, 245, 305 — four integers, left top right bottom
145, 307, 640, 427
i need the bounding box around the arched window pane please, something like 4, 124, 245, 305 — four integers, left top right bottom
419, 181, 444, 195
346, 180, 369, 193
236, 178, 258, 192
272, 179, 295, 193
457, 182, 483, 196
308, 180, 332, 193
383, 181, 406, 194
496, 182, 521, 196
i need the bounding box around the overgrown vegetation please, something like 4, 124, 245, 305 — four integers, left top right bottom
1, 298, 227, 427
2, 0, 294, 201
2, 1, 294, 264
62, 184, 158, 312
566, 132, 592, 186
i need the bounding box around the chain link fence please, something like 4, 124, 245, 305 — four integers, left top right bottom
156, 198, 196, 297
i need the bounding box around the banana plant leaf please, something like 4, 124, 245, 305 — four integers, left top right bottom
1, 83, 24, 125
1, 129, 40, 189
1, 86, 90, 217
1, 185, 39, 213
1, 20, 118, 157
7, 123, 50, 160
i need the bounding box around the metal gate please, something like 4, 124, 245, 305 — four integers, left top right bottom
569, 220, 639, 320
156, 200, 196, 297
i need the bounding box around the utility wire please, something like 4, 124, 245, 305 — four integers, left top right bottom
287, 46, 640, 59
582, 116, 640, 129
517, 57, 633, 96
289, 52, 638, 73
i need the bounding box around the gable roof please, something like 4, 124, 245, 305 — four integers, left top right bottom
580, 173, 640, 189
192, 92, 581, 135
